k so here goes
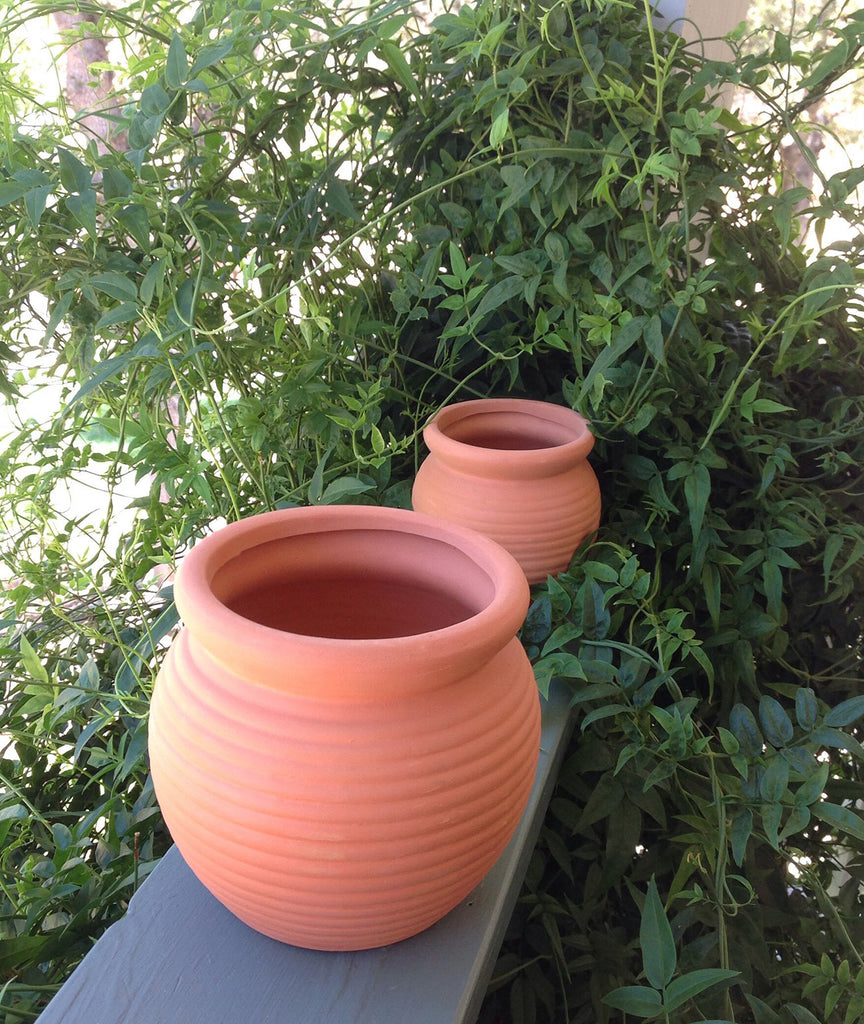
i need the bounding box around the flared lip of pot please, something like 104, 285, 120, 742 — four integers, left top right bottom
171, 505, 530, 700
423, 398, 594, 479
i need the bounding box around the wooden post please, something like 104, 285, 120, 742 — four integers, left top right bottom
680, 0, 751, 62
653, 0, 751, 107
654, 0, 750, 57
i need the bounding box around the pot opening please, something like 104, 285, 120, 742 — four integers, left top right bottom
444, 411, 578, 451
208, 528, 496, 640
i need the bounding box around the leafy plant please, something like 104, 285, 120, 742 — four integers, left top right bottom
0, 0, 862, 1021
603, 877, 739, 1021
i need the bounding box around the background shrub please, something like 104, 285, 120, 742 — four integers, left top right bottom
0, 1, 862, 1020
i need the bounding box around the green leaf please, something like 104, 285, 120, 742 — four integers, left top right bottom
473, 275, 524, 322
521, 597, 552, 646
448, 241, 468, 281
745, 994, 783, 1024
0, 181, 28, 205
845, 994, 864, 1024
811, 726, 864, 760
533, 652, 586, 698
795, 762, 829, 806
189, 38, 235, 76
644, 314, 664, 363
95, 302, 140, 330
641, 876, 676, 989
730, 807, 752, 865
12, 167, 50, 187
761, 560, 783, 620
70, 354, 131, 404
762, 801, 782, 849
570, 682, 622, 706
491, 104, 513, 152
602, 985, 663, 1018
750, 398, 795, 415
795, 688, 818, 731
759, 695, 793, 747
499, 165, 532, 212
89, 272, 138, 302
325, 179, 358, 220
670, 126, 701, 157
583, 561, 619, 583
779, 805, 810, 842
0, 803, 27, 822
19, 633, 49, 685
580, 323, 641, 399
823, 533, 844, 585
128, 113, 163, 149
51, 821, 74, 850
320, 477, 374, 504
824, 696, 864, 728
781, 746, 816, 774
140, 258, 165, 306
701, 562, 721, 629
643, 759, 677, 791
44, 292, 73, 343
581, 704, 630, 730
799, 37, 850, 90
544, 231, 566, 265
101, 167, 133, 200
664, 969, 739, 1011
440, 202, 471, 230
0, 936, 51, 973
57, 147, 91, 192
760, 756, 789, 802
141, 82, 172, 116
786, 1004, 825, 1024
376, 12, 411, 37
684, 463, 710, 543
812, 801, 864, 842
718, 727, 739, 755
480, 17, 511, 54
729, 704, 763, 758
581, 580, 610, 641
540, 621, 580, 656
66, 189, 97, 236
590, 251, 614, 290
25, 185, 53, 227
165, 32, 188, 90
379, 39, 419, 98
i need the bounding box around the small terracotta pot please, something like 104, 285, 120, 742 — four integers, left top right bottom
412, 398, 601, 583
148, 505, 540, 951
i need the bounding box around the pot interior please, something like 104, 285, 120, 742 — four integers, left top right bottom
209, 528, 495, 640
444, 410, 577, 451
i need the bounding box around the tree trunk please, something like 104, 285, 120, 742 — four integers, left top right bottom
53, 12, 126, 152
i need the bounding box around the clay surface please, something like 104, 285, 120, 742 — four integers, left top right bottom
413, 399, 602, 583
148, 505, 541, 950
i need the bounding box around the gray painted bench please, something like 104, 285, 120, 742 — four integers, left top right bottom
39, 684, 572, 1024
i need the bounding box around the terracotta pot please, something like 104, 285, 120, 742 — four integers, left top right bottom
148, 505, 540, 951
412, 398, 601, 584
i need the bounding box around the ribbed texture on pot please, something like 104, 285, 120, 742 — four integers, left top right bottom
414, 464, 601, 583
412, 400, 602, 584
148, 506, 541, 951
149, 634, 539, 950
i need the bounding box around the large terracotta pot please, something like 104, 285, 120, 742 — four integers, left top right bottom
412, 398, 601, 584
148, 505, 540, 951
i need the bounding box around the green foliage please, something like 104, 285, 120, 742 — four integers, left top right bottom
0, 0, 862, 1020
603, 876, 739, 1019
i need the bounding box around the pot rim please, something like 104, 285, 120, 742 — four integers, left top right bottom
423, 398, 594, 476
171, 505, 530, 698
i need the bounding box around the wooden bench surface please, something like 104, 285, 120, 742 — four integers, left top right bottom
39, 684, 572, 1024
